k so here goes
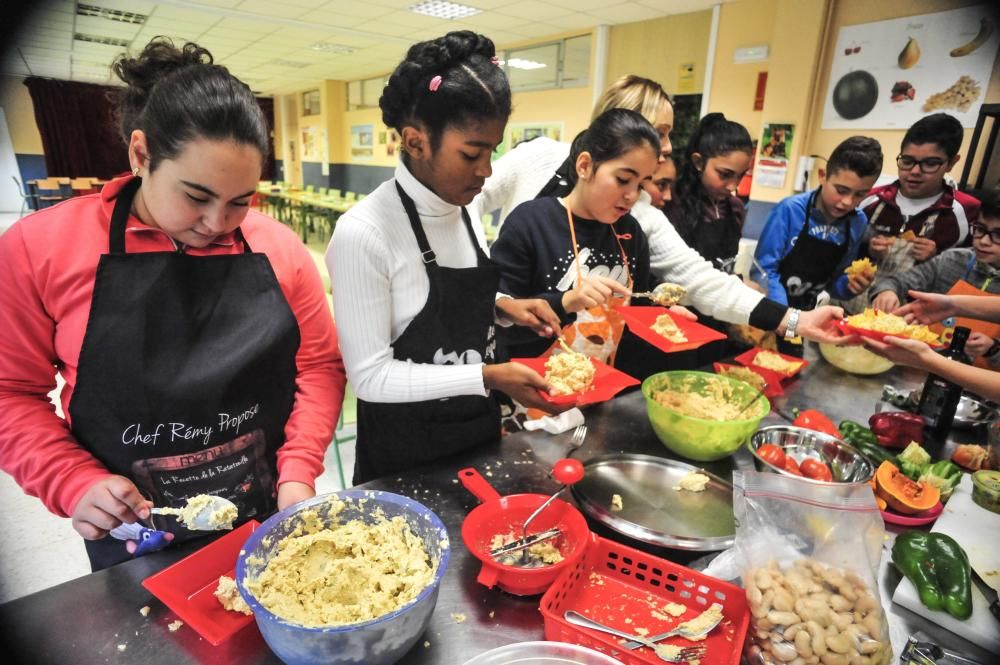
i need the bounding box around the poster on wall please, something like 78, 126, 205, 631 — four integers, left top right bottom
755, 123, 794, 189
301, 125, 320, 161
822, 5, 998, 129
495, 122, 564, 157
351, 123, 374, 160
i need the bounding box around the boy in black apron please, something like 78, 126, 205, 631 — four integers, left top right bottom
753, 137, 883, 353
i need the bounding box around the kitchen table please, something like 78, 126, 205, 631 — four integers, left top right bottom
2, 344, 995, 663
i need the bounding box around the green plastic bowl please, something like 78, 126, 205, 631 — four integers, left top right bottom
641, 370, 768, 462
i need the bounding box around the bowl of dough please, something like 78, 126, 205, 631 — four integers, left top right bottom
641, 371, 769, 462
236, 490, 450, 665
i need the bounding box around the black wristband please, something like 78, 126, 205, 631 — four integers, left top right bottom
986, 338, 1000, 358
749, 298, 789, 332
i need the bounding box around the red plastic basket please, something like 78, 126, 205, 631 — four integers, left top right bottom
540, 534, 748, 665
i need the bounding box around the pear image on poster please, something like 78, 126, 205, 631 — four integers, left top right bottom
898, 37, 920, 69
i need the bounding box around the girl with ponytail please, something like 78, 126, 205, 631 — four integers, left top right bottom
667, 112, 754, 273
0, 37, 345, 570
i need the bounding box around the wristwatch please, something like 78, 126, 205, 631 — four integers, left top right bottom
783, 308, 801, 340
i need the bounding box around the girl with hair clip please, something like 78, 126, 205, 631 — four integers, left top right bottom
491, 108, 661, 365
326, 31, 565, 484
480, 78, 851, 359
0, 38, 346, 570
666, 112, 754, 274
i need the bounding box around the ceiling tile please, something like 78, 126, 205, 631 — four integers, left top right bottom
235, 0, 312, 20
635, 0, 721, 15
495, 2, 573, 22
190, 0, 244, 7
541, 13, 599, 30
585, 3, 664, 23
545, 0, 613, 9
300, 13, 370, 29
379, 10, 449, 29
314, 2, 389, 20
215, 17, 284, 34
459, 12, 533, 30
350, 20, 420, 38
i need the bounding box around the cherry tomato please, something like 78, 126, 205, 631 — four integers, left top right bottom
783, 457, 803, 476
800, 458, 833, 482
757, 444, 786, 468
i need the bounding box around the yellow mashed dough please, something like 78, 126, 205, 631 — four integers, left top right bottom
215, 575, 252, 615
155, 494, 237, 530
652, 376, 759, 420
490, 532, 564, 567
244, 499, 436, 628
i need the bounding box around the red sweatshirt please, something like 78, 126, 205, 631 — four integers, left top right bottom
0, 177, 346, 518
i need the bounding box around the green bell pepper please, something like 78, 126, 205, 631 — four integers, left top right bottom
839, 420, 896, 466
892, 532, 972, 619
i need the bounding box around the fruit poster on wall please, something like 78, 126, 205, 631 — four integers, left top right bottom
822, 5, 998, 130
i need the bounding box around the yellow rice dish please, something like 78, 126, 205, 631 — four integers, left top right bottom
847, 308, 941, 344
716, 365, 766, 392
651, 375, 759, 421
752, 350, 804, 375
844, 257, 877, 279
545, 341, 595, 396
651, 313, 688, 343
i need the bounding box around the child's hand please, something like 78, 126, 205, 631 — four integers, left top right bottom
847, 269, 875, 295
277, 481, 315, 510
966, 332, 994, 359
71, 476, 152, 540
868, 235, 894, 259
861, 336, 937, 369
668, 305, 697, 321
909, 236, 937, 262
496, 297, 561, 337
561, 276, 631, 313
871, 290, 901, 312
895, 290, 956, 324
483, 363, 570, 413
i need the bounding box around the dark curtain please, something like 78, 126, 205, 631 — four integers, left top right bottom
257, 96, 276, 181
23, 77, 129, 179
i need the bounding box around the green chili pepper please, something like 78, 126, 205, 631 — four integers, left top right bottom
839, 420, 896, 466
892, 532, 972, 620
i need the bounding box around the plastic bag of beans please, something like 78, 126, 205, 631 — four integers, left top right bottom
733, 470, 892, 665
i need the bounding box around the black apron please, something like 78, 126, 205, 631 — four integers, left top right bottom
778, 189, 851, 309
353, 183, 501, 484
68, 177, 300, 570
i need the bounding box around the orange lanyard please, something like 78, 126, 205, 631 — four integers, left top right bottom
563, 201, 633, 290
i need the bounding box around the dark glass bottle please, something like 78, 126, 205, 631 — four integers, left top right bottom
918, 326, 971, 439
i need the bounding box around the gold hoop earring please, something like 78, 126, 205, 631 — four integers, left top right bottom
132, 166, 140, 177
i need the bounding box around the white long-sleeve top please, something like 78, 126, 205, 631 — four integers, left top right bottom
477, 137, 770, 326
327, 162, 489, 403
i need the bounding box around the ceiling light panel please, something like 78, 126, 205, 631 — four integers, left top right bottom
74, 33, 131, 47
408, 1, 482, 21
76, 3, 147, 24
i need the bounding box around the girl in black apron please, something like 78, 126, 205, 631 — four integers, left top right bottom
0, 39, 344, 570
329, 31, 563, 485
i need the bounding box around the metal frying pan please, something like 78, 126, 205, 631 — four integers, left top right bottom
570, 454, 735, 551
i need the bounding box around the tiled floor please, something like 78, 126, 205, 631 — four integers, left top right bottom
0, 209, 356, 603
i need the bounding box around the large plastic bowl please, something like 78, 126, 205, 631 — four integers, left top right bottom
236, 490, 449, 665
461, 641, 625, 664
819, 342, 893, 375
641, 370, 768, 462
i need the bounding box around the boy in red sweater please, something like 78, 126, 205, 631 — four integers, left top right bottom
861, 113, 980, 276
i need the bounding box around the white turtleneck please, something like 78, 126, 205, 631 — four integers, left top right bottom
326, 162, 490, 403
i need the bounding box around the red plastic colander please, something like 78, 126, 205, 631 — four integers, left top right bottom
459, 465, 590, 596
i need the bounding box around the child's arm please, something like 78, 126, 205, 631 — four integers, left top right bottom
490, 213, 569, 321
864, 336, 1000, 403
752, 201, 798, 306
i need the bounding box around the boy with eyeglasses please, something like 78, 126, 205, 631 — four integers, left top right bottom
861, 113, 981, 276
870, 187, 999, 368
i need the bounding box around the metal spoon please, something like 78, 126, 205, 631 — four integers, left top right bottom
151, 495, 238, 531
631, 282, 686, 307
520, 458, 585, 563
563, 611, 710, 662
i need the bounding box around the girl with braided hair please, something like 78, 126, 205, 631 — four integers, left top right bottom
326, 31, 565, 484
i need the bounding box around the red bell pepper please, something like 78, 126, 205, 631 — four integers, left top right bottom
792, 409, 841, 438
868, 412, 924, 449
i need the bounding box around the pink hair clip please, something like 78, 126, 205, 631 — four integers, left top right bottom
428, 75, 443, 92
490, 56, 500, 65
